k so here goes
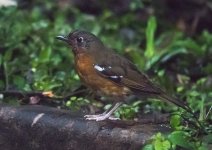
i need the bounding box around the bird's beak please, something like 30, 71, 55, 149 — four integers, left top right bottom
56, 35, 68, 43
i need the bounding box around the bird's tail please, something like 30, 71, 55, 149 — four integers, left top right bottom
158, 92, 193, 115
158, 92, 206, 132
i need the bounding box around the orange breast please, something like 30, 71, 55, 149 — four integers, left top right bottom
75, 53, 130, 97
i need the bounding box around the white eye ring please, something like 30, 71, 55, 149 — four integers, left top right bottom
77, 37, 84, 43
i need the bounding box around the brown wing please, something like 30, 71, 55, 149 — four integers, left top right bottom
93, 51, 161, 95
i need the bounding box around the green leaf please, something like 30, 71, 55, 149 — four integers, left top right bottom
162, 140, 171, 150
39, 46, 52, 63
170, 115, 181, 129
154, 139, 163, 150
145, 16, 157, 59
160, 48, 187, 63
189, 91, 200, 97
168, 131, 193, 149
142, 144, 154, 150
177, 86, 184, 93
3, 49, 13, 62
153, 133, 171, 150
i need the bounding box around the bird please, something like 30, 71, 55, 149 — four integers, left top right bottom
56, 30, 192, 121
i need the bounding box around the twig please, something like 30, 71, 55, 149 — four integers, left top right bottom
1, 90, 46, 98
0, 87, 89, 103
205, 106, 212, 119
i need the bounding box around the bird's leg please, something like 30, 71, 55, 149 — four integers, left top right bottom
84, 102, 123, 121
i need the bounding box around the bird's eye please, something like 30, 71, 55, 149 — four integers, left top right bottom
77, 37, 84, 43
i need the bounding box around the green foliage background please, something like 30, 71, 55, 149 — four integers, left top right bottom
0, 1, 211, 149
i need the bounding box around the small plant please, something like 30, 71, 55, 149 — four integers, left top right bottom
66, 96, 90, 111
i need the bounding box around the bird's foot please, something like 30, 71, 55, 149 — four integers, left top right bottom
84, 114, 120, 121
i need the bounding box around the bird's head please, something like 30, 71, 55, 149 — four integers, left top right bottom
56, 30, 104, 55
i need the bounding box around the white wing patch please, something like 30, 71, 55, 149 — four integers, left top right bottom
94, 64, 123, 79
94, 64, 105, 72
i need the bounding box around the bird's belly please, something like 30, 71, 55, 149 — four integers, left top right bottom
86, 74, 130, 97
75, 54, 130, 97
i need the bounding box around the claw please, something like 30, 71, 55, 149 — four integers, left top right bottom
84, 102, 123, 121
